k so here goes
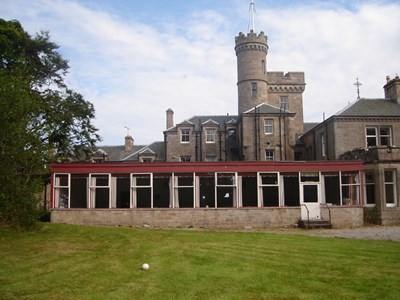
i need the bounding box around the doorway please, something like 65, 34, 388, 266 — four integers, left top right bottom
300, 172, 321, 220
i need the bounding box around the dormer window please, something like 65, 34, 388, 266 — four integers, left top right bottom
181, 129, 190, 143
206, 129, 216, 143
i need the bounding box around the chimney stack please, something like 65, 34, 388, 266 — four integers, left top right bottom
166, 108, 174, 129
124, 135, 134, 152
384, 74, 400, 104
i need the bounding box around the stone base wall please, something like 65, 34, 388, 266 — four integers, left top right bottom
51, 206, 365, 229
321, 206, 364, 228
381, 208, 400, 226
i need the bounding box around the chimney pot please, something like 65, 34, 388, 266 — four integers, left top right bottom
124, 135, 134, 152
166, 108, 174, 129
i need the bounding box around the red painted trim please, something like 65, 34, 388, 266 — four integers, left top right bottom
50, 161, 364, 174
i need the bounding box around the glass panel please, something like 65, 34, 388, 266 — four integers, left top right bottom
137, 189, 151, 208
56, 175, 69, 187
178, 176, 193, 187
366, 185, 375, 205
176, 188, 194, 208
95, 189, 109, 208
217, 187, 234, 207
301, 172, 319, 182
91, 174, 109, 186
283, 174, 300, 206
384, 171, 394, 182
56, 188, 69, 208
217, 173, 236, 186
116, 177, 130, 208
132, 174, 151, 187
261, 173, 278, 185
303, 185, 318, 202
70, 177, 87, 208
200, 176, 215, 208
342, 185, 360, 205
153, 176, 170, 208
366, 127, 376, 135
263, 186, 279, 207
385, 185, 395, 204
324, 175, 340, 205
365, 173, 374, 183
367, 137, 377, 146
242, 176, 257, 207
341, 172, 359, 184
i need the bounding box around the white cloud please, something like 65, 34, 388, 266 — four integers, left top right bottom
259, 2, 400, 121
2, 0, 400, 145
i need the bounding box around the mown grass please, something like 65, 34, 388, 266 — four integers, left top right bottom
0, 224, 399, 299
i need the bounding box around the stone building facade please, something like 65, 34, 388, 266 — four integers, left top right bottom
300, 76, 400, 225
164, 30, 305, 162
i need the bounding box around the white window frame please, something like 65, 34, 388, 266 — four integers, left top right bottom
380, 126, 392, 146
384, 170, 397, 207
215, 172, 238, 208
54, 173, 70, 208
366, 126, 378, 147
340, 171, 360, 206
181, 129, 190, 143
206, 129, 216, 143
131, 173, 153, 208
257, 172, 280, 207
89, 173, 111, 208
172, 173, 195, 208
264, 119, 274, 134
265, 149, 274, 161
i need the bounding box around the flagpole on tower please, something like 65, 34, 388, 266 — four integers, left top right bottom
248, 0, 256, 33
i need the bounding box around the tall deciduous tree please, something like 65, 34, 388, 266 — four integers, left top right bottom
0, 19, 101, 228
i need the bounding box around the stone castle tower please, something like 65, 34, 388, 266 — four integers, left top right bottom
235, 30, 269, 114
163, 1, 306, 162
234, 4, 306, 161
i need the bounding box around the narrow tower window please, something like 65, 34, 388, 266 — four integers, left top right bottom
280, 96, 288, 111
261, 60, 266, 74
251, 82, 257, 97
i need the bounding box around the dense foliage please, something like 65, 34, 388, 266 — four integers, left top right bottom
0, 19, 100, 228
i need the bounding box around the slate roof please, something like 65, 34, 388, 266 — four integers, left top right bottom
303, 122, 320, 133
95, 141, 165, 162
243, 103, 295, 115
335, 98, 400, 117
166, 115, 239, 131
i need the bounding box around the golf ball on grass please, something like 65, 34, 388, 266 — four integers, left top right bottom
141, 263, 149, 271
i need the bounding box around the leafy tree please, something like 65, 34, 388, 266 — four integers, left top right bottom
0, 19, 101, 228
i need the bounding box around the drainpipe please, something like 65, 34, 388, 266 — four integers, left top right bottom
195, 130, 199, 162
254, 107, 258, 160
279, 107, 282, 160
218, 130, 222, 161
325, 122, 329, 160
199, 120, 202, 161
163, 131, 168, 162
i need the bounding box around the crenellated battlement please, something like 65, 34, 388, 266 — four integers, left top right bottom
267, 72, 305, 85
235, 30, 268, 54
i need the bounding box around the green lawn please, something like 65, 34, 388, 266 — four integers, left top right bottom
0, 224, 399, 300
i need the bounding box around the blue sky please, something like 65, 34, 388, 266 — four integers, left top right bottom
2, 0, 400, 145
